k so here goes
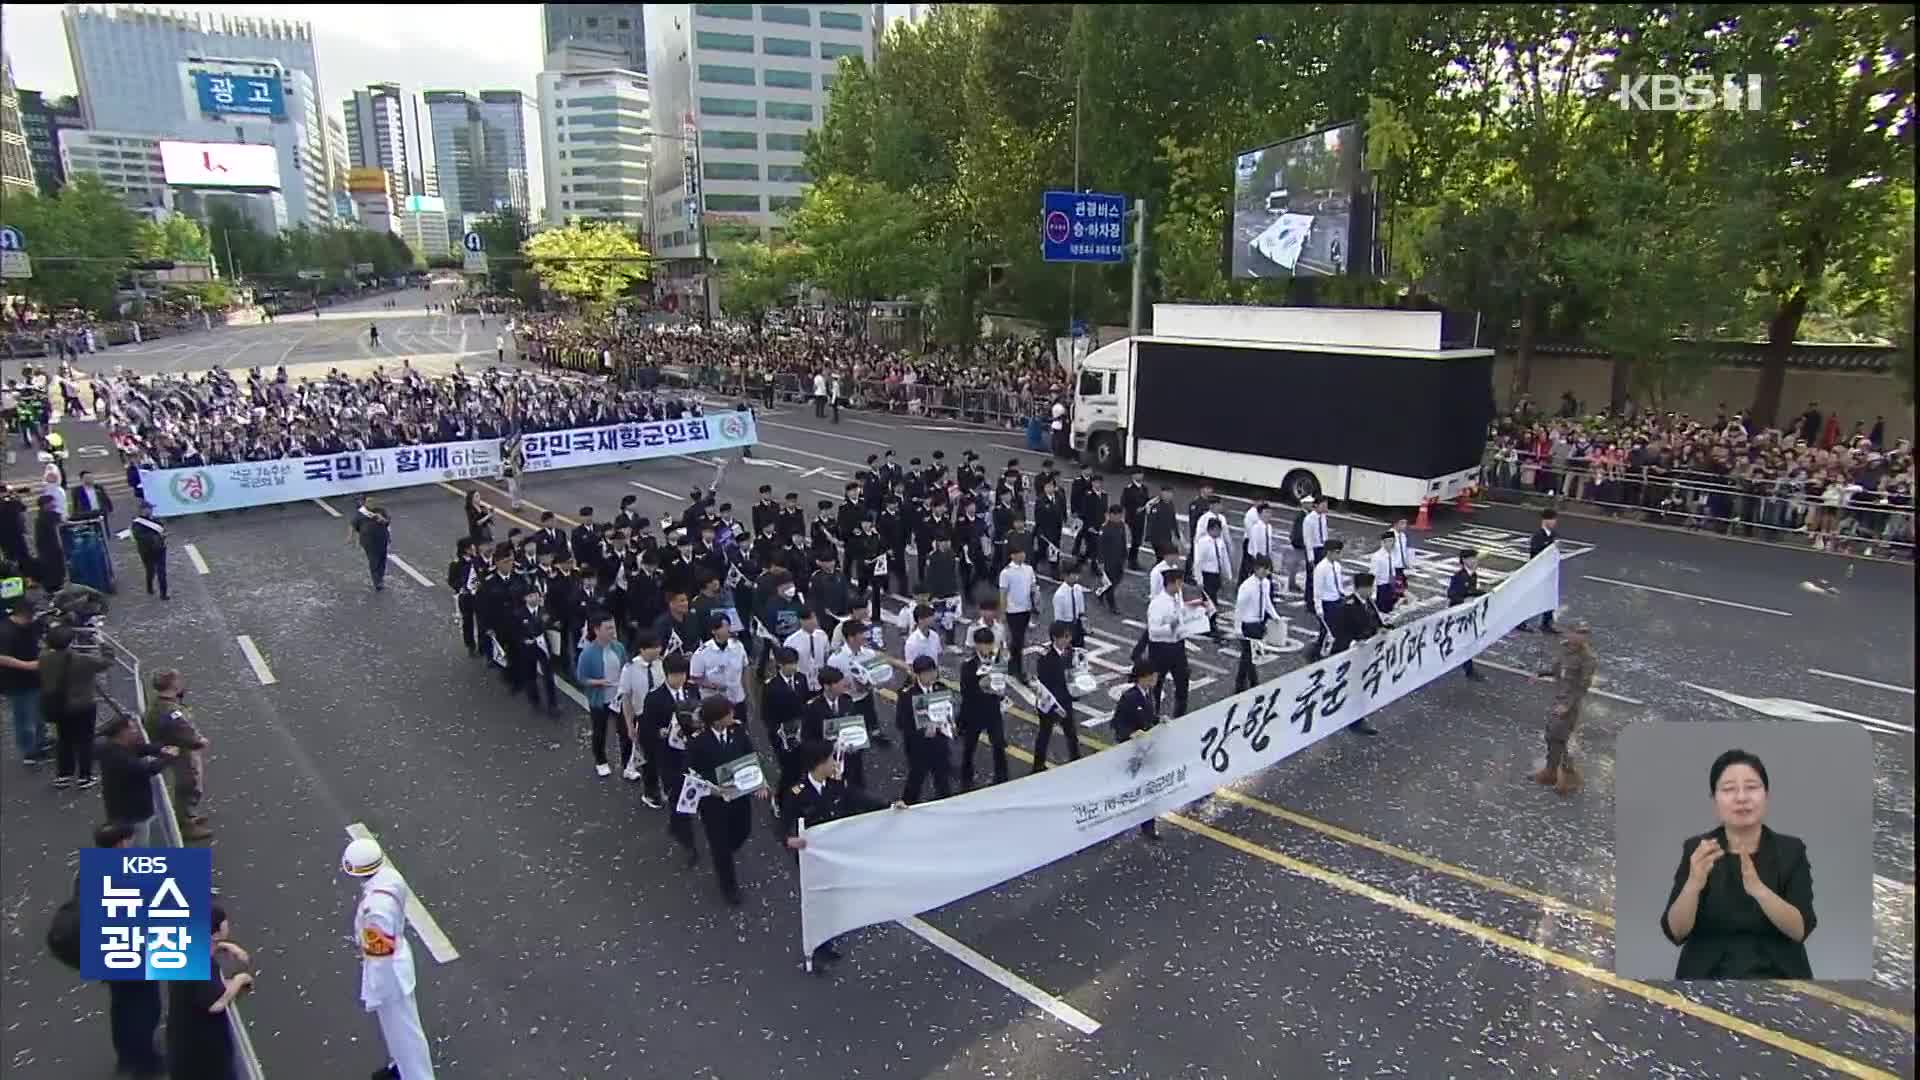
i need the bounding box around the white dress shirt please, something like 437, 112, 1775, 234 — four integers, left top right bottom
690, 638, 748, 703
1234, 575, 1281, 625
968, 616, 1009, 656
1312, 557, 1346, 604
999, 563, 1037, 614
904, 627, 943, 671
616, 656, 663, 714
1195, 510, 1227, 543
1244, 518, 1274, 560
1303, 511, 1329, 553
828, 643, 880, 701
1051, 582, 1087, 625
1243, 506, 1263, 537
1369, 548, 1394, 588
1146, 591, 1185, 643
1147, 558, 1177, 599
1194, 534, 1233, 577
783, 627, 830, 690
1390, 529, 1411, 574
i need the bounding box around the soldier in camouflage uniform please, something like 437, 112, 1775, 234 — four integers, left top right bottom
145, 668, 212, 841
1533, 621, 1597, 797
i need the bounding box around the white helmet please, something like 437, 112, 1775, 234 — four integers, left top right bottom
341, 837, 385, 877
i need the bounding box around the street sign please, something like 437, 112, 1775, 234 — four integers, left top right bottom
463, 231, 484, 253
297, 269, 324, 281
0, 226, 23, 251
354, 262, 374, 275
462, 231, 488, 274
1, 252, 31, 280
1041, 190, 1128, 263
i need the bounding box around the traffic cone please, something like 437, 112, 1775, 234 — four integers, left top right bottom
1454, 488, 1475, 514
1412, 498, 1433, 531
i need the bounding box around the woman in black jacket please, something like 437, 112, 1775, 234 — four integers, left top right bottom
1659, 748, 1817, 979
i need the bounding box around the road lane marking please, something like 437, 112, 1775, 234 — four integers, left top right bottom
344, 823, 462, 964
183, 543, 210, 575
753, 440, 869, 470
1582, 575, 1792, 616
756, 418, 890, 447
1165, 813, 1902, 1078
387, 555, 433, 589
1686, 683, 1913, 736
1469, 657, 1644, 705
236, 635, 276, 685
900, 916, 1101, 1035
311, 498, 342, 518
1808, 669, 1913, 696
628, 480, 683, 502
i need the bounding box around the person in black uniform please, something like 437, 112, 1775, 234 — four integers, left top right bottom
1333, 572, 1384, 737
1097, 505, 1129, 613
446, 539, 481, 655
1182, 484, 1214, 576
1121, 471, 1150, 570
131, 500, 169, 600
644, 652, 702, 860
1031, 620, 1081, 772
507, 584, 558, 715
1522, 510, 1560, 633
957, 626, 1010, 790
1075, 476, 1109, 563
1111, 660, 1162, 840
1144, 485, 1179, 568
475, 546, 516, 673
782, 738, 903, 969
763, 646, 809, 791
1447, 549, 1489, 682
807, 549, 851, 638
895, 654, 955, 803
801, 666, 864, 789
356, 504, 391, 591
687, 696, 770, 905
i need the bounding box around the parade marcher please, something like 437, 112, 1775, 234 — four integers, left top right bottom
1144, 484, 1180, 568
902, 603, 943, 674
1111, 660, 1162, 840
1522, 510, 1560, 633
616, 632, 664, 795
691, 612, 749, 728
783, 607, 829, 692
895, 654, 955, 804
1533, 622, 1597, 796
827, 618, 889, 748
1232, 556, 1281, 693
1051, 561, 1090, 649
1243, 502, 1275, 578
645, 655, 702, 858
463, 490, 494, 546
651, 589, 695, 657
475, 547, 516, 672
1121, 471, 1150, 570
1302, 495, 1332, 571
508, 585, 558, 716
1388, 516, 1413, 604
577, 611, 630, 778
1094, 505, 1127, 613
1369, 531, 1399, 614
763, 645, 810, 793
1447, 549, 1489, 682
341, 837, 437, 1080
997, 545, 1037, 682
447, 540, 482, 655
131, 500, 170, 600
1031, 620, 1082, 772
957, 626, 1010, 790
1193, 517, 1232, 641
1332, 573, 1384, 737
807, 548, 851, 639
1282, 498, 1311, 595
354, 502, 392, 592
1182, 484, 1215, 577
801, 665, 866, 790
1309, 538, 1347, 660
783, 737, 904, 969
1145, 567, 1194, 717
687, 696, 771, 905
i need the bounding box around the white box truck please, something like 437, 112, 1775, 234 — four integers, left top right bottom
1069, 304, 1494, 508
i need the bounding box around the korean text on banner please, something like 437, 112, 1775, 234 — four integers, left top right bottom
797, 547, 1561, 954
80, 848, 213, 981
518, 411, 758, 474
143, 439, 502, 517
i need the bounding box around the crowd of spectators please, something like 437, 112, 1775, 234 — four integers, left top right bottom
104, 363, 704, 470
3, 300, 222, 363
1484, 394, 1913, 556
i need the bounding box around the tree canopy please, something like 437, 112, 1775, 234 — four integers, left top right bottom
522, 221, 651, 311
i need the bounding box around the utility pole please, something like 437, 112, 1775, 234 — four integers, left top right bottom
1067, 63, 1082, 360
1128, 198, 1147, 340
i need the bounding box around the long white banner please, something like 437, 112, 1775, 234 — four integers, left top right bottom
798, 547, 1562, 953
518, 411, 758, 473
144, 440, 501, 517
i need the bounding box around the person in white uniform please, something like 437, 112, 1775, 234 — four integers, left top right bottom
1310, 538, 1347, 660
342, 837, 436, 1080
1369, 531, 1399, 614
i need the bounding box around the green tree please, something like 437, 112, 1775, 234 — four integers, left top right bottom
206, 203, 278, 281
523, 221, 650, 311
715, 240, 801, 329
473, 207, 527, 293
134, 213, 212, 263
0, 174, 139, 314
785, 175, 932, 331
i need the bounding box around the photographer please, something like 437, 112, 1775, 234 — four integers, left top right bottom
40, 623, 115, 788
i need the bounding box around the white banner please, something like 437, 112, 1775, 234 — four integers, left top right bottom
144, 440, 501, 517
798, 548, 1562, 953
519, 412, 758, 474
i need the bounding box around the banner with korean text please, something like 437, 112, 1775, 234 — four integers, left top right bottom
144, 440, 501, 517
798, 547, 1562, 953
518, 411, 758, 474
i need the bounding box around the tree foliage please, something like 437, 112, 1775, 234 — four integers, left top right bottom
523, 221, 650, 311
134, 213, 212, 263
472, 207, 527, 295
715, 240, 802, 330
784, 175, 932, 319
0, 174, 138, 314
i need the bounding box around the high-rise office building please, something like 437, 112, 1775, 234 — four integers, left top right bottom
477, 90, 539, 217
539, 68, 649, 234
424, 90, 485, 239
17, 90, 86, 195
646, 4, 882, 257
543, 5, 647, 75
1, 53, 36, 197
55, 128, 169, 208
60, 7, 331, 227
343, 83, 415, 198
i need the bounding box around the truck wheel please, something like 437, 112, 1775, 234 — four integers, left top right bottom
1283, 469, 1319, 504
1089, 433, 1121, 473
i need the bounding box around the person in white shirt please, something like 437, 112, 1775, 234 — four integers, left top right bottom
902, 603, 944, 674
1129, 549, 1183, 663
1369, 530, 1399, 614
1049, 399, 1069, 459
1388, 517, 1412, 605
968, 596, 1010, 660
1302, 495, 1332, 568
829, 591, 879, 653
812, 371, 829, 418
1144, 567, 1193, 716
690, 615, 749, 721
1310, 538, 1348, 660
1233, 556, 1283, 692
1192, 518, 1233, 641
827, 373, 843, 423
997, 548, 1038, 682
1050, 563, 1089, 649
783, 609, 830, 691
617, 633, 666, 790
1243, 503, 1274, 569
827, 618, 891, 748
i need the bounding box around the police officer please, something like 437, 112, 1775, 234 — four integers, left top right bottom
341, 837, 436, 1079
782, 738, 905, 969
1533, 622, 1597, 796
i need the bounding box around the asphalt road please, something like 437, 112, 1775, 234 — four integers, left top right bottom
1, 311, 1913, 1080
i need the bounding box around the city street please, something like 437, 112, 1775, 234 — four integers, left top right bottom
1, 309, 1913, 1079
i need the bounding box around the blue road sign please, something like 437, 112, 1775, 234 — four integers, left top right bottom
1041, 190, 1128, 263
0, 226, 22, 251
463, 231, 484, 253
194, 73, 286, 119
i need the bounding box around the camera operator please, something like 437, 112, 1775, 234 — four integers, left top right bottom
40, 622, 115, 788
2, 596, 51, 765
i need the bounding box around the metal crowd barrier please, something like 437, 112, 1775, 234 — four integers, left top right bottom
96, 628, 269, 1080
678, 365, 1047, 429
1481, 450, 1915, 558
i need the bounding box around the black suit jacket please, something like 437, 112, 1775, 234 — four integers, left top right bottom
1529, 528, 1556, 557
1660, 825, 1816, 979
71, 485, 114, 518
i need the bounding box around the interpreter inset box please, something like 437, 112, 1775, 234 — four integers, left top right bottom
1613, 721, 1874, 981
